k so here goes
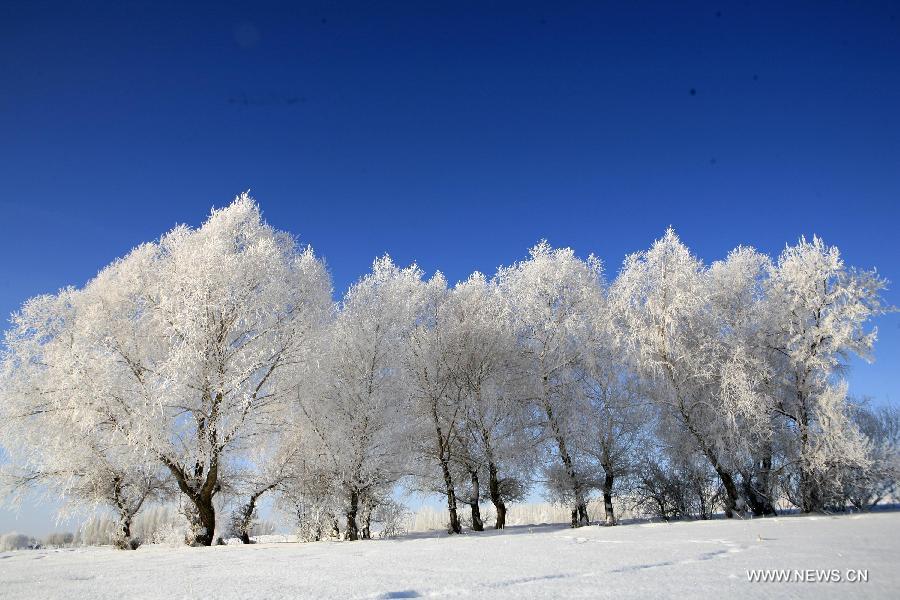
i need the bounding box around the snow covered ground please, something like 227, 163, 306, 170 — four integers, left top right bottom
1, 512, 898, 599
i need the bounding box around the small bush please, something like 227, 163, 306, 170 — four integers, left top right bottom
44, 531, 76, 548
0, 532, 34, 551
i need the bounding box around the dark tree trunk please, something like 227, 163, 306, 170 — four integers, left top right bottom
121, 516, 132, 541
744, 446, 777, 517
111, 489, 140, 549
113, 514, 138, 550
798, 407, 823, 513
791, 376, 823, 514
432, 404, 462, 534
184, 491, 217, 546
441, 457, 462, 534
487, 461, 506, 529
574, 503, 590, 526
236, 498, 254, 544
800, 469, 823, 513
331, 517, 340, 539
698, 481, 711, 519
469, 470, 484, 531
680, 407, 741, 519
602, 470, 616, 525
195, 494, 217, 546
161, 426, 221, 547
543, 396, 589, 527
235, 492, 261, 544
346, 489, 360, 541
479, 429, 507, 530
758, 453, 776, 515
712, 462, 740, 519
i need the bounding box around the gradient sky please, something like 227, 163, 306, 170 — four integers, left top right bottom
1, 0, 898, 535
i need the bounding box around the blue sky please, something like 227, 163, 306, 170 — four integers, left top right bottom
1, 1, 898, 534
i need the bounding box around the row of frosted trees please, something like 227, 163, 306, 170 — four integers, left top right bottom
0, 196, 896, 548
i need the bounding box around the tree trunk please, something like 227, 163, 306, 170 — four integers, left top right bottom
113, 513, 137, 550
713, 462, 740, 519
361, 514, 371, 540
190, 492, 217, 546
361, 499, 372, 540
432, 404, 462, 534
686, 428, 740, 518
346, 489, 360, 541
487, 461, 507, 529
161, 448, 220, 546
543, 397, 589, 527
757, 452, 777, 515
602, 470, 616, 526
697, 483, 708, 519
331, 517, 340, 539
680, 407, 741, 518
469, 470, 484, 531
798, 406, 823, 513
441, 457, 462, 534
744, 445, 777, 517
235, 492, 260, 544
121, 515, 132, 542
110, 483, 140, 550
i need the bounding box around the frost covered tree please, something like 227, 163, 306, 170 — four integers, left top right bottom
443, 273, 534, 529
402, 271, 467, 534
405, 272, 533, 533
229, 431, 304, 544
611, 230, 751, 517
299, 257, 429, 540
1, 195, 331, 546
578, 350, 650, 526
704, 246, 779, 516
498, 242, 603, 527
763, 236, 887, 512
843, 403, 900, 510
614, 232, 890, 517
0, 399, 167, 549
0, 287, 170, 550
279, 443, 345, 542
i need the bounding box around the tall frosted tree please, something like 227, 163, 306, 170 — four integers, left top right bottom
497, 242, 603, 527
402, 271, 467, 534
1, 288, 171, 550
704, 246, 777, 516
579, 346, 650, 526
408, 272, 534, 531
0, 347, 168, 551
444, 273, 533, 530
1, 195, 331, 545
611, 229, 748, 517
763, 236, 887, 512
300, 256, 432, 540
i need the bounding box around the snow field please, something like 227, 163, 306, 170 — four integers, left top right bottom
1, 512, 898, 599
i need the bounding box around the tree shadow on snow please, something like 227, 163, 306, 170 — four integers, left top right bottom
394, 522, 571, 542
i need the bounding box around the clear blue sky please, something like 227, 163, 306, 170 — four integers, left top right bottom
1, 1, 898, 535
